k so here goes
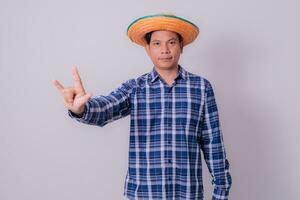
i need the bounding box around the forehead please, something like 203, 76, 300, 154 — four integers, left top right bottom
151, 30, 179, 40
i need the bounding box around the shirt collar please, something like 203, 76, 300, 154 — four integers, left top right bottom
148, 65, 188, 83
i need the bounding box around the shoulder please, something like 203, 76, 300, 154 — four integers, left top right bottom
119, 71, 149, 92
186, 71, 217, 103
185, 69, 213, 90
135, 72, 149, 87
126, 71, 150, 88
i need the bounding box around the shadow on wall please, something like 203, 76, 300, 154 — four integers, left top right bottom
201, 32, 288, 200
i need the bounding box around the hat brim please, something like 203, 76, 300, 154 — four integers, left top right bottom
127, 14, 199, 47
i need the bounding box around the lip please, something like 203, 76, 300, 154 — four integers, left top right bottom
159, 57, 172, 61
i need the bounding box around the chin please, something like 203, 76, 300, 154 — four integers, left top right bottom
156, 62, 178, 70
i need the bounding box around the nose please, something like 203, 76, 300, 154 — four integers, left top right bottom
161, 43, 170, 54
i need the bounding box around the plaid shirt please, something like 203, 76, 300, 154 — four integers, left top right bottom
69, 65, 232, 200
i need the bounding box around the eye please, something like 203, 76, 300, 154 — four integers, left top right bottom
169, 40, 178, 45
153, 41, 160, 46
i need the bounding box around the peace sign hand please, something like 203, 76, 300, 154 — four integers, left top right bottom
53, 67, 93, 115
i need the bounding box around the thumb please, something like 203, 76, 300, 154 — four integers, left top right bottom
79, 92, 93, 105
85, 92, 93, 101
73, 92, 93, 113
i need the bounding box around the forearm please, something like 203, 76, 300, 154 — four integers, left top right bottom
68, 95, 129, 127
68, 79, 135, 127
201, 136, 232, 200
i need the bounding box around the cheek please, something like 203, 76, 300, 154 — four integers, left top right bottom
172, 49, 182, 58
150, 50, 160, 59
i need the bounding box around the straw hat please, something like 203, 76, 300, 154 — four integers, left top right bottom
127, 13, 199, 47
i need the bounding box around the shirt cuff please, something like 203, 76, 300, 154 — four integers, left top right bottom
212, 187, 230, 200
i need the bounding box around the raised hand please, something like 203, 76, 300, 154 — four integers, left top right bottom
53, 67, 93, 115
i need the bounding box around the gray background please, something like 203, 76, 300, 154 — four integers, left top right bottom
1, 0, 299, 199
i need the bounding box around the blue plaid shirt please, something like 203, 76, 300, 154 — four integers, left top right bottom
69, 65, 232, 200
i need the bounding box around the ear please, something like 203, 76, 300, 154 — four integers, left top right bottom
180, 42, 183, 53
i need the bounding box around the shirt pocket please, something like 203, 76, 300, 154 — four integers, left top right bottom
177, 100, 202, 128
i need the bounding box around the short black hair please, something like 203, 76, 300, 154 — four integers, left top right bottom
144, 31, 183, 45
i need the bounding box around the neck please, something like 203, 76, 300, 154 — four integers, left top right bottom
155, 65, 179, 86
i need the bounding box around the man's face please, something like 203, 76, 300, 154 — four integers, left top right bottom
145, 30, 183, 71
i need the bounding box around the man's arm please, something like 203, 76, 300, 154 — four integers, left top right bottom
68, 78, 136, 127
200, 79, 232, 200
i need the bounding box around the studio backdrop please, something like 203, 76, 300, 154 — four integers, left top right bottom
0, 0, 299, 199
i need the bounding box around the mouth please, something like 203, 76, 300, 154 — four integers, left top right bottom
159, 57, 172, 61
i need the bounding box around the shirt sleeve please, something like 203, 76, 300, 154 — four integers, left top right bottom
68, 78, 136, 127
200, 79, 232, 200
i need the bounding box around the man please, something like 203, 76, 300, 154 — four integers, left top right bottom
53, 13, 232, 200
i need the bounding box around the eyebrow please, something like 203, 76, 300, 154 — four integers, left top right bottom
151, 37, 179, 42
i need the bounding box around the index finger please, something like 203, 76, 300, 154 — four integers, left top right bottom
53, 79, 65, 93
72, 67, 85, 93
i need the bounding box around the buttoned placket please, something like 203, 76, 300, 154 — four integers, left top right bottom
161, 79, 177, 198
165, 84, 173, 165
